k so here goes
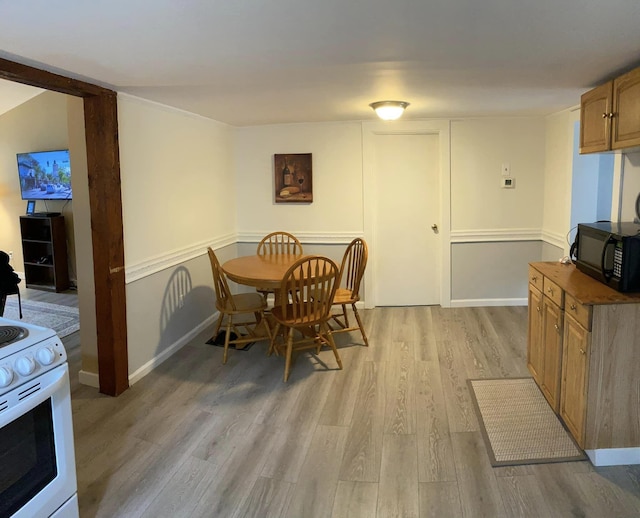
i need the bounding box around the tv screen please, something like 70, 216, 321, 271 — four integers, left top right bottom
16, 149, 72, 200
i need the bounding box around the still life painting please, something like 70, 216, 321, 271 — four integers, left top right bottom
274, 153, 313, 203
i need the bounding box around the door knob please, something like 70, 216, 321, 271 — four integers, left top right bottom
431, 224, 438, 232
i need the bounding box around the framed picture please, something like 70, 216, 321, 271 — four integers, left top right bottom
26, 200, 36, 215
274, 153, 313, 203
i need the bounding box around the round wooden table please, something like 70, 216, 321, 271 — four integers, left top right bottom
221, 254, 306, 292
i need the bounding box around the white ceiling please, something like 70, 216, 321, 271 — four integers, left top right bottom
1, 0, 639, 126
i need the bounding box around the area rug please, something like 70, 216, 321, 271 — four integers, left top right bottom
2, 298, 80, 338
468, 377, 587, 466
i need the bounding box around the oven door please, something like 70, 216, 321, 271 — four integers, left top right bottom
0, 363, 78, 518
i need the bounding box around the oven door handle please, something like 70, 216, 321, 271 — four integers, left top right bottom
601, 234, 616, 282
1, 364, 69, 425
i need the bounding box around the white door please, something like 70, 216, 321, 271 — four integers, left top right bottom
372, 133, 440, 306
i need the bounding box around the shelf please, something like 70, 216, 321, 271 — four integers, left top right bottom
20, 215, 69, 292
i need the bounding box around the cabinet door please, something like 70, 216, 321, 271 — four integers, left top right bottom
540, 298, 563, 412
560, 314, 590, 448
611, 67, 640, 150
527, 285, 544, 384
580, 81, 613, 154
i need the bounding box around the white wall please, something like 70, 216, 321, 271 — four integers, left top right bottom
449, 118, 546, 304
543, 108, 580, 254
117, 95, 237, 377
234, 122, 364, 238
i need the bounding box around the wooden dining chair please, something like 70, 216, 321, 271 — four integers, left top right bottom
328, 238, 369, 346
269, 255, 342, 382
257, 231, 303, 256
256, 231, 304, 303
207, 247, 271, 364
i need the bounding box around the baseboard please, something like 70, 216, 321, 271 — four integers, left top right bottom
449, 298, 527, 307
586, 447, 640, 466
128, 312, 219, 386
78, 369, 99, 388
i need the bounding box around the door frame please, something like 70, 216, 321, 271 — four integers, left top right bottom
362, 120, 451, 308
0, 57, 129, 396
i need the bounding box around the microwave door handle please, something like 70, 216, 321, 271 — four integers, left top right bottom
601, 234, 616, 282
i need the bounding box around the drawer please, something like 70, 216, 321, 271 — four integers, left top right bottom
543, 277, 564, 308
564, 293, 592, 330
528, 266, 543, 291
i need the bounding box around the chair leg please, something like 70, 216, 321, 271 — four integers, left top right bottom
352, 304, 369, 346
223, 317, 233, 365
284, 327, 294, 382
269, 323, 280, 356
342, 304, 350, 327
321, 322, 342, 370
213, 312, 223, 338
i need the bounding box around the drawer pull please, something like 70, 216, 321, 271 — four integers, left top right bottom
532, 276, 538, 282
554, 323, 560, 332
579, 348, 586, 355
536, 306, 541, 313
570, 304, 577, 311
548, 288, 554, 294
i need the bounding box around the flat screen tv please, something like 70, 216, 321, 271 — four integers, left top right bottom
16, 149, 72, 200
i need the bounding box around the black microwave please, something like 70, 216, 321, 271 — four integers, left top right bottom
574, 222, 640, 292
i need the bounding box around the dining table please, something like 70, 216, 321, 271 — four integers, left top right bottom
221, 253, 307, 303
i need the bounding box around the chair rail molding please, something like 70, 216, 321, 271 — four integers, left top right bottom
540, 229, 566, 250
125, 233, 236, 283
450, 228, 542, 243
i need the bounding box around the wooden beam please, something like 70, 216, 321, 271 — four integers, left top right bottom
84, 93, 129, 396
0, 57, 108, 97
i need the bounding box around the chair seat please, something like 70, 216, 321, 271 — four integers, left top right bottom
218, 292, 266, 313
271, 305, 326, 326
333, 288, 359, 304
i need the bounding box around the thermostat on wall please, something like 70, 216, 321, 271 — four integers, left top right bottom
501, 177, 515, 189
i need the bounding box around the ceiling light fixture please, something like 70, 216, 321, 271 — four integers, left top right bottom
369, 100, 410, 120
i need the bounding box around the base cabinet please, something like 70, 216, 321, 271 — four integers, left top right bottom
560, 314, 590, 447
528, 262, 640, 453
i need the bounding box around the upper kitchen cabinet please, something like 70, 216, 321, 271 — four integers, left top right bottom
580, 66, 640, 154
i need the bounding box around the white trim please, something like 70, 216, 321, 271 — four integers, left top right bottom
540, 230, 565, 249
451, 228, 541, 243
450, 298, 527, 307
237, 231, 363, 245
125, 233, 236, 283
586, 447, 640, 466
128, 313, 219, 385
78, 369, 99, 388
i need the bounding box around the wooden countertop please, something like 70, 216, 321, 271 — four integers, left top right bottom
530, 262, 640, 306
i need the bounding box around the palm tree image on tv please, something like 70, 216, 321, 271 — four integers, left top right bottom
17, 150, 72, 200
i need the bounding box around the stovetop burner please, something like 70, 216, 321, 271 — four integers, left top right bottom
0, 325, 28, 347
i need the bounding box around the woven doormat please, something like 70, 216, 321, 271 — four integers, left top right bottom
468, 378, 587, 466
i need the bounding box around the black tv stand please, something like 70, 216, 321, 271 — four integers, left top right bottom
31, 212, 61, 217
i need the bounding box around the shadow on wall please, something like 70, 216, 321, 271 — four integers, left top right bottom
157, 266, 217, 359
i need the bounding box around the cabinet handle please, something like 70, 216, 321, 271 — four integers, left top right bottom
602, 113, 608, 118
608, 112, 615, 119
548, 287, 554, 295
579, 348, 586, 355
536, 306, 541, 313
554, 323, 560, 332
570, 304, 577, 311
532, 276, 537, 282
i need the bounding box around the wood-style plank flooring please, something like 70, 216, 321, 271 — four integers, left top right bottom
28, 288, 640, 517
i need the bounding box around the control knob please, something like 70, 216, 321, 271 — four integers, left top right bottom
15, 356, 36, 376
36, 347, 57, 366
0, 366, 13, 388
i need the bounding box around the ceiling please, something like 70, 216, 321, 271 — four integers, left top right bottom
1, 0, 639, 126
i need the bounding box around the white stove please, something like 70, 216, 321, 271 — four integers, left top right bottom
0, 316, 67, 396
0, 316, 78, 518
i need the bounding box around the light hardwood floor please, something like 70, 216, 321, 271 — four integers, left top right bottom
31, 289, 640, 517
